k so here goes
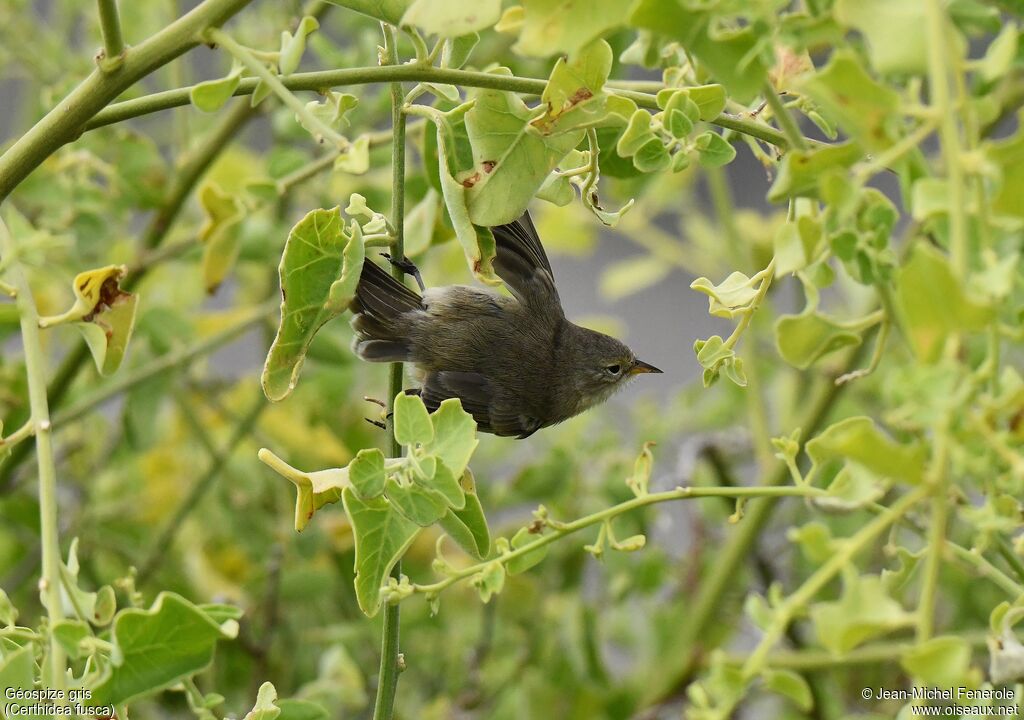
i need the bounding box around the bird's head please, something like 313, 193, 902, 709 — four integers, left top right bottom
567, 326, 662, 411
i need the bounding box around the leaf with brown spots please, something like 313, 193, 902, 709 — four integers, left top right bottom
37, 265, 139, 376
530, 39, 612, 136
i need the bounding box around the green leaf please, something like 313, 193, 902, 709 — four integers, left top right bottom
438, 470, 490, 558
626, 441, 655, 498
616, 109, 656, 157
692, 335, 745, 388
986, 128, 1024, 220
277, 700, 329, 720
75, 281, 139, 376
261, 208, 363, 401
384, 477, 448, 526
298, 91, 358, 136
321, 0, 412, 24
279, 16, 319, 76
89, 592, 236, 706
787, 521, 835, 565
471, 560, 505, 602
424, 397, 478, 478
632, 138, 671, 173
773, 216, 822, 275
809, 572, 914, 655
900, 636, 972, 687
694, 131, 736, 168
807, 416, 927, 485
774, 311, 862, 369
762, 669, 812, 711
687, 84, 727, 121
537, 172, 574, 207
52, 619, 90, 659
429, 103, 499, 283
834, 0, 930, 75
513, 0, 629, 57
197, 182, 244, 293
690, 271, 760, 318
600, 255, 670, 300
980, 24, 1019, 83
242, 682, 279, 720
664, 108, 693, 139
190, 63, 243, 113
348, 448, 386, 499
895, 243, 994, 362
334, 134, 370, 175
814, 463, 885, 511
401, 0, 501, 37
52, 539, 117, 627
506, 527, 548, 575
463, 78, 584, 225
393, 392, 434, 446
419, 458, 465, 510
631, 0, 768, 103
0, 646, 34, 705
767, 142, 863, 202
446, 33, 479, 68
0, 588, 17, 626
342, 488, 421, 617
257, 449, 347, 532
530, 39, 612, 136
798, 50, 900, 151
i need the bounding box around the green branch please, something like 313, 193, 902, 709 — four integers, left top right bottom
0, 0, 256, 201
0, 218, 66, 688
374, 23, 408, 720
95, 0, 126, 69
412, 485, 827, 597
641, 339, 870, 708
761, 84, 808, 152
741, 487, 929, 681
925, 0, 968, 278
204, 28, 349, 150
85, 68, 795, 150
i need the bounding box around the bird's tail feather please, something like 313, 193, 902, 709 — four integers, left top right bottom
350, 260, 422, 362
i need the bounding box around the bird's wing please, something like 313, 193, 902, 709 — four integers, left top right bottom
491, 211, 560, 309
420, 371, 542, 439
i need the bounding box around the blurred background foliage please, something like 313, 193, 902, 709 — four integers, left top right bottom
1, 0, 1024, 718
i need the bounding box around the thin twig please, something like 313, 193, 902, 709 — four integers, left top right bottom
87, 69, 797, 150
372, 22, 408, 720
95, 0, 126, 67
0, 217, 66, 688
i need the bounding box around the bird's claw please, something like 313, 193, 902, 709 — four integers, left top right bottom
364, 396, 389, 430
381, 252, 426, 292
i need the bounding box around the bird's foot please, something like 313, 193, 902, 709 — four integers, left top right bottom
363, 396, 388, 430
381, 253, 426, 292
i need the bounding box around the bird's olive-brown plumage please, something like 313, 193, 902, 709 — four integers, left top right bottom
350, 211, 661, 438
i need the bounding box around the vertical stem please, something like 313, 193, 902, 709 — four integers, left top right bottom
918, 0, 963, 641
917, 416, 951, 642
925, 0, 967, 277
762, 83, 809, 153
0, 219, 65, 687
374, 22, 407, 720
96, 0, 126, 63
706, 166, 773, 471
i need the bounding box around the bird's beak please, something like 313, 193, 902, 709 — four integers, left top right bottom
630, 359, 663, 375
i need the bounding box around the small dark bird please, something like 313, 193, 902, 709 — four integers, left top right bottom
350, 211, 662, 438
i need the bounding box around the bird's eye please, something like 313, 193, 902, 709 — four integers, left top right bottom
605, 364, 621, 376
